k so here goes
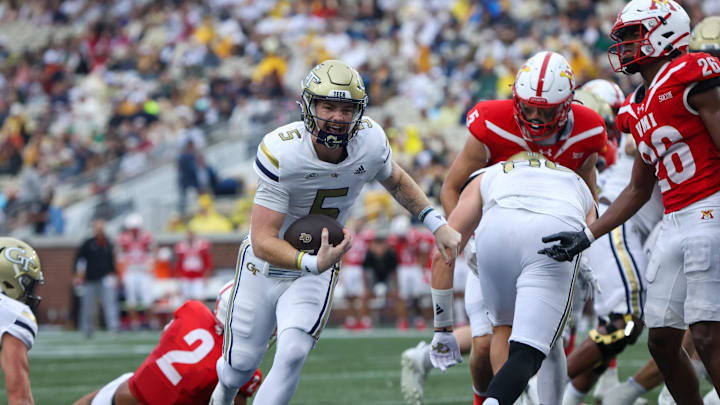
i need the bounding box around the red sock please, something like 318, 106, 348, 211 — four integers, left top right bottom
609, 357, 617, 368
473, 392, 486, 405
564, 333, 576, 356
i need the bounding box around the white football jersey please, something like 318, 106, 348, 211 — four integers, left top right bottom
253, 117, 393, 237
478, 157, 594, 230
0, 294, 38, 350
598, 135, 663, 239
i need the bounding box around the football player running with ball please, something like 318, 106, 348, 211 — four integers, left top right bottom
0, 237, 44, 405
209, 60, 461, 405
540, 1, 720, 404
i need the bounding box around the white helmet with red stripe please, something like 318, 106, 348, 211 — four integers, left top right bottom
215, 280, 234, 328
608, 0, 690, 74
513, 51, 575, 142
581, 79, 625, 111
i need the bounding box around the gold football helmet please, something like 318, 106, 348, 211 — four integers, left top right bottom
299, 60, 368, 149
690, 16, 720, 54
0, 237, 43, 309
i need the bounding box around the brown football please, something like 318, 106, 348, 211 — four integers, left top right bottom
283, 214, 344, 254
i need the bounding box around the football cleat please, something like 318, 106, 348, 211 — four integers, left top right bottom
401, 341, 430, 405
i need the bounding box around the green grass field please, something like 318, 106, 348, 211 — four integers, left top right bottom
0, 328, 713, 404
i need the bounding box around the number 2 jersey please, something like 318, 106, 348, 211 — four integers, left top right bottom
253, 117, 393, 237
128, 301, 262, 405
616, 52, 720, 213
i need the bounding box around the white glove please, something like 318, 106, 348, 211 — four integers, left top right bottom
429, 331, 462, 372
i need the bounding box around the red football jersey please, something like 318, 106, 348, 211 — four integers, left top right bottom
174, 239, 213, 279
128, 301, 262, 405
466, 99, 607, 170
342, 230, 372, 266
616, 53, 720, 213
118, 230, 154, 270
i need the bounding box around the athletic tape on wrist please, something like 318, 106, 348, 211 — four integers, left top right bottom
419, 207, 448, 233
431, 288, 454, 328
584, 227, 596, 243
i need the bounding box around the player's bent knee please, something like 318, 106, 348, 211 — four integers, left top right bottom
508, 341, 545, 374
690, 323, 718, 354
216, 358, 257, 389
472, 335, 492, 358
275, 329, 314, 367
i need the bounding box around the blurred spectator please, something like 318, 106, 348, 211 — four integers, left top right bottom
174, 229, 213, 302
117, 212, 156, 330
188, 194, 233, 234
388, 216, 429, 331
339, 225, 372, 331
362, 228, 397, 323
154, 247, 173, 280
177, 139, 198, 216
28, 189, 64, 235
73, 218, 120, 338
196, 154, 241, 197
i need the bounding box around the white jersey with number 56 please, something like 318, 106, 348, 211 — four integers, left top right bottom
253, 117, 393, 237
477, 155, 595, 231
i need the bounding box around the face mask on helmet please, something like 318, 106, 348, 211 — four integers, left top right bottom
303, 96, 365, 149
607, 0, 691, 74
512, 51, 575, 142
299, 60, 368, 149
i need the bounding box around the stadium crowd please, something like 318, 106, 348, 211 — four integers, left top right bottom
0, 0, 714, 236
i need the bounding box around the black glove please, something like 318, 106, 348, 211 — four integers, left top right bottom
538, 230, 592, 262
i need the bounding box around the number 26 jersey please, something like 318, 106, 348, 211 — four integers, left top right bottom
616, 52, 720, 213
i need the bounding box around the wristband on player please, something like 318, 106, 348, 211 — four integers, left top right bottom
583, 227, 596, 243
418, 206, 448, 233
431, 287, 454, 328
296, 251, 319, 275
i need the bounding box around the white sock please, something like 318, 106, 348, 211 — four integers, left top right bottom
563, 382, 586, 405
209, 382, 239, 405
627, 377, 647, 395
485, 398, 499, 405
538, 343, 566, 404
252, 328, 314, 405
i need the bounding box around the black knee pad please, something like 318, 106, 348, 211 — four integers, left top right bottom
508, 341, 545, 374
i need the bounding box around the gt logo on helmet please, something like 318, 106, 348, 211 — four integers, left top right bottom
4, 247, 38, 273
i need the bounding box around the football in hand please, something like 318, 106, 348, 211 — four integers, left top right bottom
283, 214, 344, 254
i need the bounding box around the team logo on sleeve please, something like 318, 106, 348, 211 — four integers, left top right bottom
701, 209, 714, 220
